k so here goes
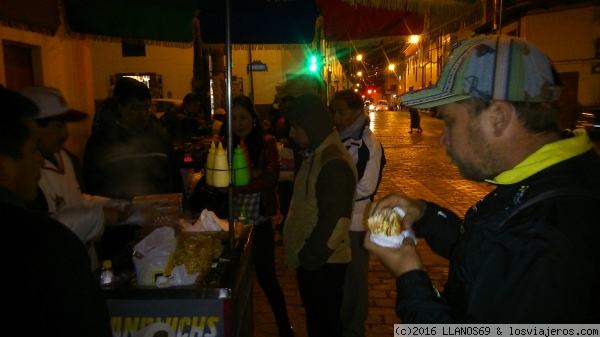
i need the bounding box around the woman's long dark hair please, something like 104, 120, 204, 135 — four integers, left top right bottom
220, 95, 265, 167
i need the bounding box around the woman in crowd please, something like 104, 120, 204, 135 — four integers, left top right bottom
219, 95, 294, 337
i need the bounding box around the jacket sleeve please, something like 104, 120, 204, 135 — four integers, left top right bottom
298, 159, 356, 270
412, 201, 463, 259
396, 270, 455, 323
394, 203, 463, 323
51, 206, 106, 243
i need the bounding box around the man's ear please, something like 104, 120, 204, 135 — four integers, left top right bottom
485, 101, 513, 137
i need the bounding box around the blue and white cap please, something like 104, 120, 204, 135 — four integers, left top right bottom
400, 35, 563, 109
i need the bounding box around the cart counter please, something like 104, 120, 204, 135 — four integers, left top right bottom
102, 226, 254, 337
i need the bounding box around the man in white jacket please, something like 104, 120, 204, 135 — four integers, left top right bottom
331, 90, 385, 337
22, 87, 143, 270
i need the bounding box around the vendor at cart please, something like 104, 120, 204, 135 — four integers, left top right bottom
82, 77, 184, 201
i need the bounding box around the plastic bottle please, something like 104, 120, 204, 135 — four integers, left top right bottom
212, 142, 230, 187
239, 139, 252, 180
238, 206, 249, 225
205, 141, 216, 186
232, 145, 250, 186
99, 260, 115, 287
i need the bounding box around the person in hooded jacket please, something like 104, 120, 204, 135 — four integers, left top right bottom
283, 94, 357, 337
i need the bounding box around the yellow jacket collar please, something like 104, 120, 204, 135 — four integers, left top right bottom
486, 129, 592, 185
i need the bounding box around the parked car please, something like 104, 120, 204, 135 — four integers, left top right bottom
374, 100, 390, 112
151, 98, 182, 119
575, 107, 600, 140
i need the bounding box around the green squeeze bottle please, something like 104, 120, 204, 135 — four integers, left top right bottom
232, 145, 250, 186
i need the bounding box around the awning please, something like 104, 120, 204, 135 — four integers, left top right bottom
0, 0, 60, 36
317, 0, 425, 42
63, 0, 197, 46
198, 0, 320, 46
2, 0, 479, 47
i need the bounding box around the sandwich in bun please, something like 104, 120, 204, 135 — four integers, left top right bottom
367, 207, 416, 248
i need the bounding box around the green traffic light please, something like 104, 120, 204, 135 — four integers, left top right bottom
309, 55, 318, 72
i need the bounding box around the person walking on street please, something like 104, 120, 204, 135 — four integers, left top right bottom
365, 35, 600, 323
0, 85, 112, 337
331, 89, 385, 337
408, 108, 422, 133
283, 94, 357, 337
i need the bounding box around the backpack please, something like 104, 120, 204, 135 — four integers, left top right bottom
355, 140, 386, 202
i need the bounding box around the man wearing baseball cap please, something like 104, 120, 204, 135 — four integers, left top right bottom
21, 86, 135, 270
366, 35, 600, 323
0, 85, 112, 336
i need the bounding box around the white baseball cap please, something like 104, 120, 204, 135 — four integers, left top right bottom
21, 86, 88, 121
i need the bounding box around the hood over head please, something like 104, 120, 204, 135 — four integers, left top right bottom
286, 94, 333, 150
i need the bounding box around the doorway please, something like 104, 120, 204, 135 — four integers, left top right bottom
2, 41, 38, 91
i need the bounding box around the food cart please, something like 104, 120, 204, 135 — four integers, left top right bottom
99, 70, 255, 333
100, 193, 254, 337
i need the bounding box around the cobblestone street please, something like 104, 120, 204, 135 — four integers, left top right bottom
251, 109, 596, 337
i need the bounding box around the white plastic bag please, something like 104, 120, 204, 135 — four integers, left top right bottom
155, 264, 199, 288
132, 226, 176, 286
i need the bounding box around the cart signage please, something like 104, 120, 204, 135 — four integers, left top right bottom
107, 298, 225, 336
